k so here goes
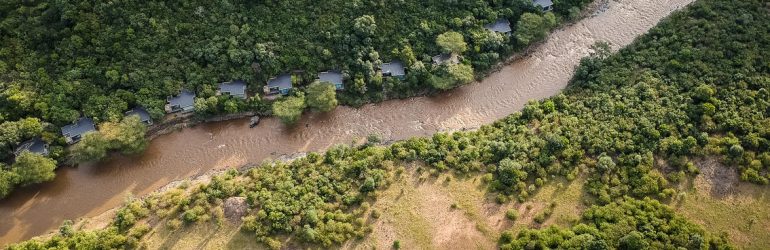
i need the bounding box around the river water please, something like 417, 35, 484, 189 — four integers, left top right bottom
0, 0, 693, 244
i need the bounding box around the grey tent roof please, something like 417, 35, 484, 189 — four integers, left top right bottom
126, 107, 152, 123
318, 71, 343, 85
533, 0, 554, 8
15, 138, 48, 156
484, 19, 512, 33
268, 74, 293, 89
381, 61, 406, 76
218, 80, 247, 96
61, 117, 96, 137
168, 89, 195, 108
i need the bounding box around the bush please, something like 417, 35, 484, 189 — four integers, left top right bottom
306, 82, 338, 112
272, 95, 307, 125
505, 209, 518, 221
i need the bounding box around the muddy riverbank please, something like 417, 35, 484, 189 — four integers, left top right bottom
0, 0, 694, 245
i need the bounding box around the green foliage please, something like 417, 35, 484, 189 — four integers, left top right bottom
430, 64, 475, 90
0, 167, 19, 198
59, 220, 74, 237
0, 118, 43, 160
0, 0, 588, 166
68, 132, 110, 163
306, 82, 339, 112
499, 198, 732, 249
10, 0, 766, 248
514, 12, 557, 46
436, 31, 467, 54
7, 226, 136, 250
505, 209, 518, 221
11, 152, 57, 185
68, 116, 148, 163
272, 95, 307, 125
102, 116, 148, 155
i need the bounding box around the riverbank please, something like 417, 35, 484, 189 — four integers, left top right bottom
0, 0, 695, 245
137, 0, 611, 141
24, 154, 770, 249
145, 112, 257, 141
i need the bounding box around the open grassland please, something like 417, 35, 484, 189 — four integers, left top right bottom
675, 159, 770, 250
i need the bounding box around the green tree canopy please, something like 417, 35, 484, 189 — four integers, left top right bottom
499, 198, 730, 249
0, 118, 43, 159
447, 64, 474, 85
431, 64, 475, 90
272, 95, 307, 125
436, 31, 468, 54
515, 12, 557, 45
0, 167, 19, 198
69, 132, 110, 163
102, 115, 148, 155
306, 82, 339, 112
12, 152, 57, 185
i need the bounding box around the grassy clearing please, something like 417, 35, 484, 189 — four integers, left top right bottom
140, 221, 261, 250
345, 166, 587, 250
132, 162, 770, 250
674, 161, 770, 250
130, 166, 588, 250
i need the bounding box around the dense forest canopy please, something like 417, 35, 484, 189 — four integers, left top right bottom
0, 0, 589, 198
0, 0, 584, 126
7, 0, 769, 248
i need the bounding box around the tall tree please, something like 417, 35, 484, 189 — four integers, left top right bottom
101, 116, 148, 155
514, 12, 556, 45
272, 95, 307, 125
12, 152, 57, 185
436, 31, 468, 54
69, 132, 110, 163
306, 82, 338, 112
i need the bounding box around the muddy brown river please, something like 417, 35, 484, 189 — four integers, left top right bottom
0, 0, 693, 245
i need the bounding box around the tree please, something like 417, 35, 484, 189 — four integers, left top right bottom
514, 12, 557, 45
619, 231, 649, 250
223, 99, 239, 114
0, 118, 43, 160
447, 64, 474, 86
69, 132, 110, 163
12, 152, 57, 185
102, 116, 148, 155
272, 95, 306, 125
436, 31, 467, 54
353, 15, 377, 38
431, 64, 475, 90
0, 168, 19, 198
194, 96, 219, 117
496, 158, 527, 190
306, 82, 338, 112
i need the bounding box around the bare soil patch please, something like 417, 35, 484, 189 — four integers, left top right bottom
692, 157, 740, 199
223, 197, 247, 223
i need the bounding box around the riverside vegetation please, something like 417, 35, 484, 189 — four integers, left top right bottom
7, 0, 770, 249
0, 0, 589, 198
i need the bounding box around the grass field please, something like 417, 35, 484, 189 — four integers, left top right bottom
674, 158, 770, 250
129, 159, 769, 249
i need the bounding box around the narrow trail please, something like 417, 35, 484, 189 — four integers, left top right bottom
0, 0, 694, 244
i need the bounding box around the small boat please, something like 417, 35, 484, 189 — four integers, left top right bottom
249, 116, 260, 128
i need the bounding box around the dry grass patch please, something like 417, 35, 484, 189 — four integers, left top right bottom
140, 221, 262, 250
674, 158, 770, 250
345, 167, 587, 250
